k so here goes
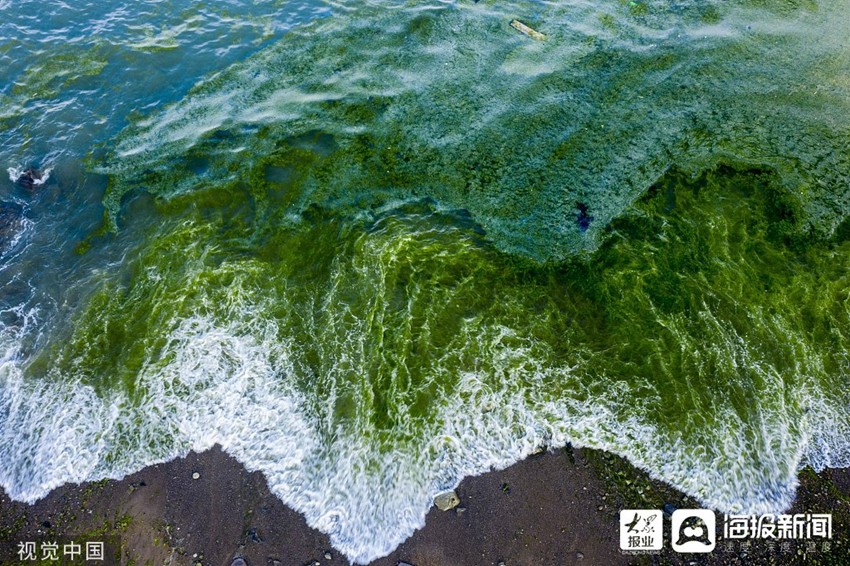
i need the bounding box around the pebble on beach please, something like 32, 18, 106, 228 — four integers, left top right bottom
433, 490, 460, 511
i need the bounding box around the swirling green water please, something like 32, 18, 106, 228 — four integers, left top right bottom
2, 0, 850, 563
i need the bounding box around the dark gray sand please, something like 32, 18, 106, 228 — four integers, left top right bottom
1, 447, 848, 565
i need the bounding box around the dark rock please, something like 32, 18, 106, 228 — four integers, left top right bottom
565, 442, 576, 464
16, 168, 42, 191
246, 527, 262, 543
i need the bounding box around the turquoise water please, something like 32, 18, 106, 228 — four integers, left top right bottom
2, 1, 850, 563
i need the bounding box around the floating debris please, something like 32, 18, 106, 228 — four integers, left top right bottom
510, 20, 546, 41
576, 202, 593, 232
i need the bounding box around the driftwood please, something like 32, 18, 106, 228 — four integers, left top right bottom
510, 19, 546, 41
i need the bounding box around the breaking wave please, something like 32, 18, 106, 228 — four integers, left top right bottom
2, 1, 850, 564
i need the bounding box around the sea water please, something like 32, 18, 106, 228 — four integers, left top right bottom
2, 1, 850, 563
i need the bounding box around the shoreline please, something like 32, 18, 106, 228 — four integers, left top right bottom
1, 446, 848, 565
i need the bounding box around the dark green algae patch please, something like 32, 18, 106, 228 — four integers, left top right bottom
34, 0, 850, 529
32, 154, 850, 508
94, 0, 850, 263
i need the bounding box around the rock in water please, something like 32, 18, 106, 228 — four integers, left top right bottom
433, 490, 460, 511
0, 201, 24, 250
16, 168, 42, 191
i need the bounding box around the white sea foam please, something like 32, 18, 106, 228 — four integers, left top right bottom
4, 220, 850, 563
0, 216, 33, 255
1, 281, 849, 564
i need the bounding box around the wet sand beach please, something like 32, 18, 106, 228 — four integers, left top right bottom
1, 446, 847, 566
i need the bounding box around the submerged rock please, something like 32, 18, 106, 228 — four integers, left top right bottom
433, 490, 460, 511
0, 201, 25, 249
576, 203, 593, 232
